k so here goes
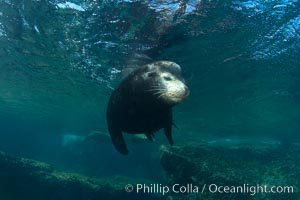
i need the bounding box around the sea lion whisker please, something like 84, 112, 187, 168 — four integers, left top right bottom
150, 90, 166, 98
148, 87, 168, 92
147, 88, 165, 92
153, 91, 165, 96
157, 93, 166, 98
149, 85, 164, 89
153, 89, 168, 93
151, 89, 168, 93
146, 90, 166, 96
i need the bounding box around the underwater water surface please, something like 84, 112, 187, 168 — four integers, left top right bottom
0, 0, 300, 199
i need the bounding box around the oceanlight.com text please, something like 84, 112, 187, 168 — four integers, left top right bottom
124, 183, 294, 196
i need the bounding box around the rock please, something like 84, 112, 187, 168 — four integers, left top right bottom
160, 143, 300, 200
0, 151, 162, 200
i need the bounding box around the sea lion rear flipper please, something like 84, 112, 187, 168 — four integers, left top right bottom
109, 130, 129, 155
164, 125, 174, 146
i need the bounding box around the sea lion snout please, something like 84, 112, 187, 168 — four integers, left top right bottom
183, 86, 190, 98
159, 74, 189, 105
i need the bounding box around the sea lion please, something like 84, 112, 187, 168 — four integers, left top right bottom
106, 61, 189, 155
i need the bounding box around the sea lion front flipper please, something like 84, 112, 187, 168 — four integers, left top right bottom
145, 133, 155, 142
109, 129, 129, 155
164, 125, 174, 146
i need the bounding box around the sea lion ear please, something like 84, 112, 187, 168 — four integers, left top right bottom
145, 71, 157, 78
142, 71, 156, 79
122, 54, 153, 78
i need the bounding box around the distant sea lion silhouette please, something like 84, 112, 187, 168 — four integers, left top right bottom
106, 61, 189, 154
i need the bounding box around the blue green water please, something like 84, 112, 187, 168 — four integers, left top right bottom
0, 0, 299, 197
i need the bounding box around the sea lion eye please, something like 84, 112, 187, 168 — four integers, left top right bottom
147, 72, 156, 77
163, 76, 172, 81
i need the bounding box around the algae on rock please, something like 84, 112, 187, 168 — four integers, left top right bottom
160, 144, 299, 200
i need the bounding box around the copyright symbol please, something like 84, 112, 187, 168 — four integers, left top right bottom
125, 184, 134, 192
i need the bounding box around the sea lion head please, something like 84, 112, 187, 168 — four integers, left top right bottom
141, 61, 189, 106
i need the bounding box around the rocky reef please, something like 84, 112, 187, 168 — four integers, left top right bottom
0, 143, 299, 200
160, 143, 300, 200
0, 151, 160, 200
